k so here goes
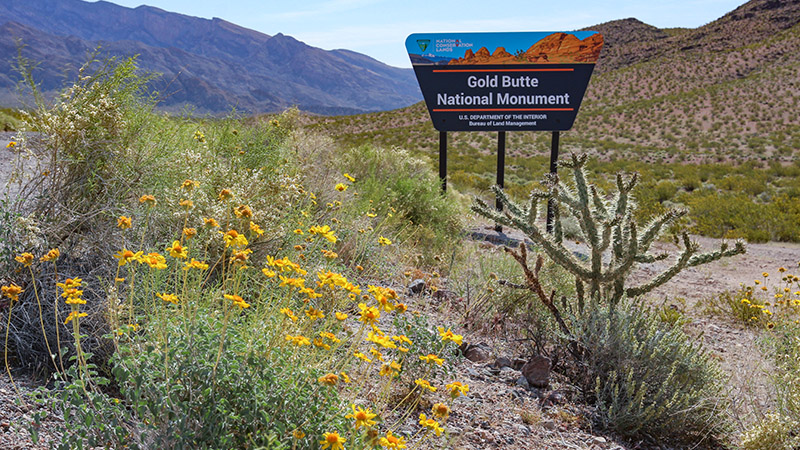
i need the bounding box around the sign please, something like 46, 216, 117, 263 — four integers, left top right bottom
406, 31, 603, 132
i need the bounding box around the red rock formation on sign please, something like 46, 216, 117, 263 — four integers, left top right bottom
524, 33, 604, 63
492, 47, 512, 58
448, 33, 603, 65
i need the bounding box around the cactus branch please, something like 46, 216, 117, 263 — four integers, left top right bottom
503, 243, 573, 339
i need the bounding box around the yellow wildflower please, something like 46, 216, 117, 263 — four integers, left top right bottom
64, 311, 88, 325
1, 284, 22, 301
343, 173, 355, 182
6, 141, 17, 149
40, 248, 60, 262
419, 354, 444, 365
157, 293, 180, 304
223, 229, 248, 249
234, 204, 252, 218
446, 381, 469, 398
166, 241, 188, 259
262, 268, 276, 278
367, 332, 397, 349
335, 312, 348, 321
114, 249, 143, 266
320, 331, 341, 343
249, 221, 264, 236
139, 194, 156, 206
286, 335, 311, 346
224, 294, 250, 309
320, 432, 345, 450
379, 431, 407, 449
358, 303, 380, 325
438, 326, 464, 345
280, 308, 299, 322
379, 361, 401, 377
204, 217, 220, 228
15, 252, 34, 267
369, 347, 384, 362
142, 252, 167, 270
279, 275, 306, 290
415, 378, 436, 392
183, 227, 197, 239
318, 373, 339, 386
321, 249, 338, 259
432, 403, 450, 419
117, 216, 132, 229
309, 225, 337, 243
305, 307, 325, 320
346, 404, 377, 429
419, 413, 444, 436
218, 189, 233, 201
335, 183, 347, 192
179, 198, 194, 210
183, 258, 209, 271
378, 236, 392, 246
354, 351, 371, 363
181, 179, 198, 191
230, 248, 252, 266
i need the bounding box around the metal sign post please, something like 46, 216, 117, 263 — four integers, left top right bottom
495, 131, 506, 232
439, 131, 447, 192
546, 131, 560, 233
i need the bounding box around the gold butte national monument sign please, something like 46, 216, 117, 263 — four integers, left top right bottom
405, 31, 603, 230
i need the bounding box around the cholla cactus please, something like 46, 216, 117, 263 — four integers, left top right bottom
472, 154, 745, 307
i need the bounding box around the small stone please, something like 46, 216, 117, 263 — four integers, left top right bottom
541, 419, 557, 431
495, 356, 513, 368
516, 375, 530, 390
541, 391, 565, 407
477, 430, 493, 442
464, 343, 492, 363
592, 436, 608, 445
521, 355, 551, 388
409, 279, 426, 294
513, 424, 531, 436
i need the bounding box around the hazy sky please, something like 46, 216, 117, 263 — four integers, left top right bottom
96, 0, 745, 68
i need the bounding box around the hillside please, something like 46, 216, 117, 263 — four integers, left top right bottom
0, 0, 422, 115
303, 0, 800, 164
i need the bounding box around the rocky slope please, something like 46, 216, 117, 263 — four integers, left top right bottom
0, 0, 422, 115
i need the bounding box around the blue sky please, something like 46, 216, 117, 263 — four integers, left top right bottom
96, 0, 745, 68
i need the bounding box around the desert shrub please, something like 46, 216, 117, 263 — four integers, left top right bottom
579, 299, 730, 443
327, 144, 464, 261
114, 306, 333, 449
472, 154, 742, 444
741, 325, 800, 449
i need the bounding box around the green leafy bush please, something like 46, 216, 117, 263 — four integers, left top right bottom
114, 307, 330, 449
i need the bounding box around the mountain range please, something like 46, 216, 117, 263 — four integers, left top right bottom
0, 0, 422, 115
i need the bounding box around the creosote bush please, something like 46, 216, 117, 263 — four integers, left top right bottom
472, 153, 744, 445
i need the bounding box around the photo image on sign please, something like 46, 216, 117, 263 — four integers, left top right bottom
409, 32, 603, 66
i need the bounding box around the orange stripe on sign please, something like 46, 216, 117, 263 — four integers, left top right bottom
432, 68, 574, 73
432, 108, 574, 112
